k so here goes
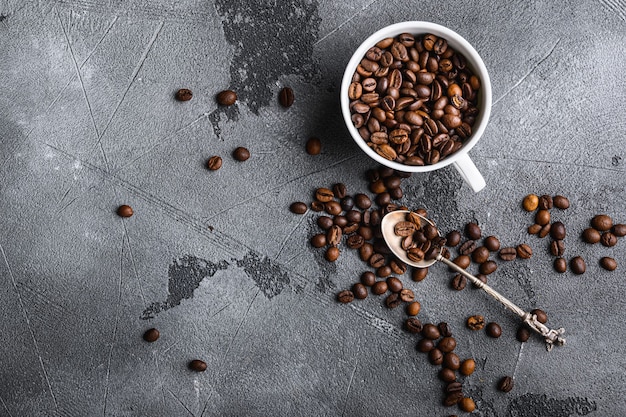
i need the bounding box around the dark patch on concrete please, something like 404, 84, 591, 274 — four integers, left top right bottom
0, 14, 7, 22
514, 266, 537, 306
465, 385, 498, 417
141, 251, 289, 318
208, 103, 239, 138
508, 393, 597, 417
612, 155, 622, 166
210, 0, 321, 135
235, 251, 290, 299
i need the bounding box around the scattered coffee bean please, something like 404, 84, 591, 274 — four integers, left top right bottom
310, 201, 324, 212
359, 243, 374, 261
459, 358, 475, 376
386, 276, 402, 293
400, 288, 415, 302
405, 317, 423, 333
325, 247, 340, 262
459, 397, 476, 412
406, 301, 421, 316
306, 137, 322, 155
289, 202, 307, 214
516, 243, 533, 259
527, 224, 542, 235
233, 146, 250, 161
317, 215, 333, 230
499, 247, 516, 261
472, 246, 490, 264
443, 353, 461, 371
354, 193, 372, 209
465, 222, 481, 240
531, 308, 548, 324
522, 194, 539, 212
310, 233, 326, 248
570, 256, 586, 275
479, 260, 497, 275
484, 236, 501, 251
550, 240, 565, 257
553, 195, 570, 209
443, 392, 463, 407
450, 274, 467, 291
360, 271, 376, 286
117, 205, 134, 218
175, 88, 193, 101
591, 214, 613, 231
600, 257, 617, 271
438, 337, 457, 353
581, 227, 601, 244
486, 322, 502, 338
385, 292, 402, 308
216, 89, 237, 106
612, 224, 626, 237
389, 259, 407, 275
371, 280, 388, 295
143, 328, 160, 343
538, 194, 553, 210
497, 376, 514, 393
446, 230, 461, 247
207, 155, 223, 171
352, 283, 368, 300
429, 348, 444, 365
466, 315, 485, 331
422, 323, 441, 340
600, 232, 618, 247
327, 225, 342, 247
458, 240, 476, 255
279, 86, 294, 107
550, 222, 566, 240
412, 267, 429, 281
535, 209, 550, 226
337, 290, 354, 303
416, 338, 435, 352
439, 368, 457, 383
438, 322, 452, 338
554, 257, 567, 273
452, 255, 471, 270
516, 325, 531, 342
538, 223, 551, 238
189, 359, 207, 372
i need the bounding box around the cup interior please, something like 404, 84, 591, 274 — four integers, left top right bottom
341, 21, 492, 172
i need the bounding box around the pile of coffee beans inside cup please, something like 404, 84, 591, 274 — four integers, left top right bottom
348, 33, 481, 165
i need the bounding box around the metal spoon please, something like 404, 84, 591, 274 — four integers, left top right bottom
381, 210, 566, 351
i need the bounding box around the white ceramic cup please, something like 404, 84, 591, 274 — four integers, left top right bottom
341, 22, 492, 192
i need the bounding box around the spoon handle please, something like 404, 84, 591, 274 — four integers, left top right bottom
438, 255, 566, 351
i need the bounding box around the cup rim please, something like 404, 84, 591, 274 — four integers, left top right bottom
341, 21, 492, 172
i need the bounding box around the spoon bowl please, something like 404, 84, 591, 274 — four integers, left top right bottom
380, 209, 438, 268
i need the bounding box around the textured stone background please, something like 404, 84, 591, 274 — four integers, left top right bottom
1, 0, 625, 416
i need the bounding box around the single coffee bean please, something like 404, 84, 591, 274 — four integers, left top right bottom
143, 328, 160, 342
553, 195, 570, 209
360, 271, 376, 286
600, 232, 618, 247
207, 155, 223, 170
352, 283, 368, 299
372, 280, 388, 295
325, 201, 342, 216
233, 146, 250, 161
327, 225, 342, 247
535, 209, 550, 226
416, 338, 435, 352
600, 257, 617, 271
438, 336, 457, 353
479, 260, 497, 275
466, 315, 485, 331
498, 247, 517, 261
315, 188, 334, 203
310, 233, 326, 248
443, 352, 461, 370
472, 246, 490, 264
385, 292, 402, 308
117, 204, 134, 218
400, 288, 415, 302
538, 194, 553, 210
452, 255, 471, 270
429, 348, 444, 365
317, 216, 333, 230
279, 87, 294, 107
376, 265, 391, 278
389, 258, 407, 275
459, 397, 476, 412
346, 234, 364, 249
331, 183, 347, 199
345, 209, 361, 224
497, 376, 514, 393
531, 308, 548, 324
486, 322, 502, 338
189, 359, 207, 372
325, 247, 340, 262
554, 257, 567, 273
407, 247, 425, 262
612, 223, 626, 237
516, 325, 531, 342
354, 193, 372, 209
337, 290, 354, 303
375, 192, 391, 207
550, 221, 566, 240
368, 253, 385, 268
484, 236, 501, 251
438, 322, 452, 337
581, 227, 601, 244
333, 215, 348, 228
446, 381, 463, 395
175, 88, 193, 101
458, 240, 476, 255
591, 214, 613, 231
216, 89, 237, 106
389, 187, 403, 200
412, 267, 428, 281
422, 323, 441, 340
459, 358, 475, 376
439, 368, 456, 383
538, 223, 551, 238
310, 201, 324, 212
446, 230, 461, 247
405, 317, 423, 333
471, 273, 488, 289
522, 194, 539, 211
465, 222, 481, 240
516, 243, 533, 259
359, 243, 374, 261
527, 224, 542, 235
443, 392, 463, 407
550, 240, 565, 257
306, 137, 322, 155
340, 197, 354, 211
406, 301, 421, 316
450, 274, 466, 291
570, 256, 586, 274
386, 276, 403, 293
289, 202, 307, 214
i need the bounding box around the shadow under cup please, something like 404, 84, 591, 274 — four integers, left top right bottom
341, 21, 492, 192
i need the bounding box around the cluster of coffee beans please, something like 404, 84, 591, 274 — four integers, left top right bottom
142, 328, 207, 372
392, 211, 447, 262
581, 214, 624, 271
348, 33, 481, 166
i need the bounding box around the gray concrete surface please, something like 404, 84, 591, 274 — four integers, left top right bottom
1, 0, 625, 416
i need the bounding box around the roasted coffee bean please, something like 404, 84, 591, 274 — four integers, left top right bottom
376, 265, 391, 278
347, 234, 365, 249
538, 223, 551, 238
358, 226, 374, 241
531, 308, 548, 324
486, 322, 502, 338
498, 247, 517, 261
553, 195, 570, 209
450, 274, 466, 291
483, 236, 501, 252
471, 273, 488, 289
612, 223, 626, 237
407, 247, 425, 262
429, 348, 444, 365
479, 260, 497, 275
117, 205, 134, 218
416, 337, 435, 352
207, 155, 223, 170
375, 192, 391, 207
369, 253, 386, 269
446, 230, 461, 247
452, 255, 471, 270
550, 222, 566, 240
438, 337, 457, 353
343, 221, 358, 234
522, 194, 539, 211
497, 376, 514, 393
591, 214, 613, 231
325, 247, 340, 262
279, 87, 294, 107
327, 225, 343, 246
424, 224, 439, 240
600, 257, 617, 271
306, 137, 322, 155
460, 358, 475, 376
406, 301, 421, 316
550, 240, 565, 256
175, 88, 193, 101
143, 328, 160, 343
216, 89, 237, 106
315, 188, 334, 203
389, 187, 403, 200
443, 392, 463, 407
189, 359, 207, 372
458, 240, 476, 255
386, 276, 403, 293
332, 183, 347, 199
446, 381, 463, 395
438, 322, 452, 338
394, 221, 417, 237
517, 243, 533, 259
554, 257, 567, 273
459, 397, 476, 412
371, 280, 388, 295
325, 201, 342, 216
535, 209, 550, 226
581, 227, 601, 244
359, 243, 374, 261
310, 233, 326, 248
289, 202, 307, 214
337, 290, 354, 303
345, 209, 362, 224
405, 317, 423, 334
341, 197, 355, 211
352, 283, 368, 300
443, 352, 460, 370
311, 201, 324, 212
472, 246, 490, 264
412, 267, 429, 281
466, 315, 485, 330
600, 232, 618, 247
439, 368, 456, 383
317, 216, 333, 230
400, 288, 415, 302
360, 271, 376, 286
538, 194, 553, 210
527, 224, 542, 235
516, 325, 531, 342
385, 292, 402, 308
233, 146, 250, 161
354, 193, 372, 209
389, 259, 407, 275
570, 256, 586, 274
422, 323, 441, 340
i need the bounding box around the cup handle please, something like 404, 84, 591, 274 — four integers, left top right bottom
453, 153, 486, 192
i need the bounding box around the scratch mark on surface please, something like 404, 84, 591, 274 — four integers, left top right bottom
122, 221, 147, 308
513, 342, 524, 379
599, 0, 626, 22
223, 289, 260, 359
0, 388, 14, 417
0, 243, 58, 411
493, 38, 561, 106
340, 361, 359, 417
274, 211, 310, 261
55, 195, 79, 216
151, 353, 167, 410
166, 389, 196, 417
314, 0, 381, 46
161, 340, 182, 355
210, 303, 231, 318
57, 187, 72, 206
